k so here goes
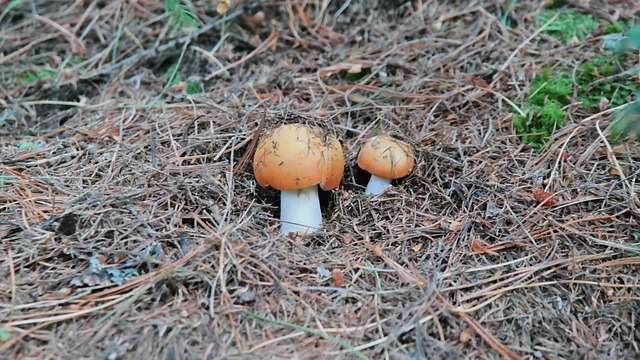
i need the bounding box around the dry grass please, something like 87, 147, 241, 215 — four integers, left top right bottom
1, 0, 640, 359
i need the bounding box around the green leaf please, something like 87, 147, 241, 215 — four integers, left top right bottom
0, 329, 12, 341
164, 0, 198, 31
0, 0, 25, 23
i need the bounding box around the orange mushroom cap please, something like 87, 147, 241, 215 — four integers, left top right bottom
253, 124, 345, 191
357, 136, 415, 179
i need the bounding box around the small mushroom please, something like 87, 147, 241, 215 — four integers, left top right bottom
253, 123, 344, 235
357, 136, 415, 195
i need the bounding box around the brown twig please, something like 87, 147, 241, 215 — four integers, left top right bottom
205, 30, 278, 80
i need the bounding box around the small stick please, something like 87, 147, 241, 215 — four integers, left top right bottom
233, 107, 267, 178
205, 30, 278, 80
78, 8, 245, 80
33, 14, 86, 55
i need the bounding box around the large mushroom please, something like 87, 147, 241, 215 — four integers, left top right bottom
357, 135, 415, 195
253, 123, 344, 235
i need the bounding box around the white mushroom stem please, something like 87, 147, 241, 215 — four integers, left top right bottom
364, 174, 392, 195
280, 186, 322, 235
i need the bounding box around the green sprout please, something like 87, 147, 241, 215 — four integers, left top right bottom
163, 0, 198, 31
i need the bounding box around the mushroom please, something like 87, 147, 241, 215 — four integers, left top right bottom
357, 136, 415, 195
253, 123, 344, 235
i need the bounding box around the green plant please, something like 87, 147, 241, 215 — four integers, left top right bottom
20, 69, 56, 83
514, 54, 639, 146
544, 0, 565, 9
576, 55, 637, 109
162, 63, 183, 86
604, 21, 625, 35
609, 95, 640, 143
608, 24, 640, 142
159, 65, 203, 94
163, 0, 198, 30
513, 69, 571, 146
186, 80, 203, 94
539, 9, 597, 44
0, 0, 25, 24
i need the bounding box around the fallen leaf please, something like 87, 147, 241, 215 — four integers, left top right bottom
294, 3, 313, 26
411, 243, 423, 252
486, 174, 499, 183
450, 220, 464, 232
532, 189, 557, 207
108, 127, 120, 140
256, 93, 277, 102
472, 239, 527, 255
460, 328, 474, 344
610, 167, 624, 176
470, 76, 489, 88
317, 24, 347, 43
265, 329, 275, 340
557, 150, 568, 161
612, 145, 626, 153
421, 137, 436, 145
342, 233, 353, 244
246, 11, 266, 27
171, 81, 186, 93
332, 269, 344, 287
471, 239, 499, 256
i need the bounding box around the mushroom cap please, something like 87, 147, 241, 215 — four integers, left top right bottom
253, 124, 345, 191
357, 136, 415, 179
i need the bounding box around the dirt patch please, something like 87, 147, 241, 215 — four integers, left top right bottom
1, 0, 640, 359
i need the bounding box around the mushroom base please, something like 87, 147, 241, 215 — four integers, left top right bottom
280, 186, 322, 235
364, 174, 393, 195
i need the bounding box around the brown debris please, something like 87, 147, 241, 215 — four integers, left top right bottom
1, 1, 639, 359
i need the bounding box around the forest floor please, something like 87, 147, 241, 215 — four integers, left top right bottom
1, 0, 640, 359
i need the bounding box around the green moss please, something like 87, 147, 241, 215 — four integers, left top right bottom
528, 68, 573, 106
513, 69, 571, 146
604, 21, 625, 35
539, 9, 597, 44
514, 53, 639, 146
575, 54, 637, 109
72, 55, 84, 65
514, 100, 566, 146
20, 69, 56, 83
21, 73, 38, 83
186, 80, 203, 94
